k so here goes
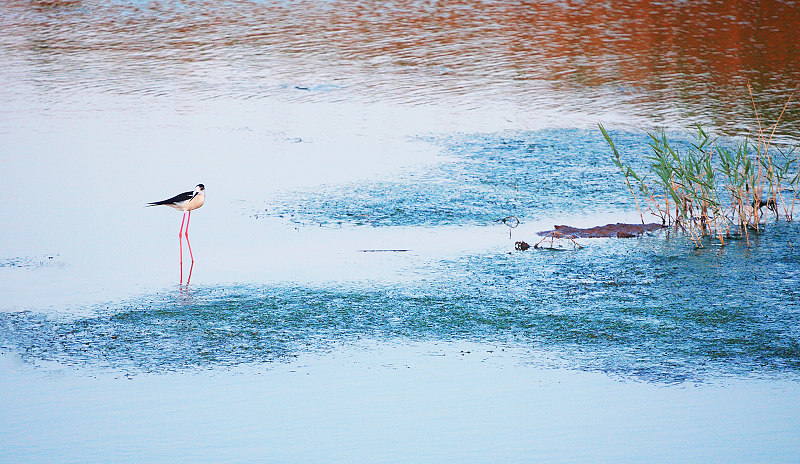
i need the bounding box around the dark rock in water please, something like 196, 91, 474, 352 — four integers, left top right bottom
514, 241, 530, 251
537, 223, 664, 239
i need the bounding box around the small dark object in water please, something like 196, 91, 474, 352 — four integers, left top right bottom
502, 216, 520, 228
537, 223, 664, 239
502, 216, 520, 239
752, 198, 778, 213
514, 241, 530, 251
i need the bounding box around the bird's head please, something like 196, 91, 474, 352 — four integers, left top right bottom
195, 184, 205, 193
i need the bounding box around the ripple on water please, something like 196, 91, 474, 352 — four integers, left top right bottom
260, 129, 699, 227
2, 0, 799, 133
2, 224, 799, 383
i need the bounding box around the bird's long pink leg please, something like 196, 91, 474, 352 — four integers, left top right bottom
179, 212, 187, 265
185, 211, 194, 262
179, 212, 187, 283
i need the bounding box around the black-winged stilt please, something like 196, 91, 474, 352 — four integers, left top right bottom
148, 184, 205, 265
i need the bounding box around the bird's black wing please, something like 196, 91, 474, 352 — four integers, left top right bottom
147, 190, 195, 206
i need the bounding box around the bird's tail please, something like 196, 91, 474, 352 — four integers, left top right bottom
146, 200, 170, 206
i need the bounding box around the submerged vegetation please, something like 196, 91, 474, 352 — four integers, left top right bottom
600, 87, 799, 248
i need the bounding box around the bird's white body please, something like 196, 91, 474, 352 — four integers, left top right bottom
169, 188, 205, 212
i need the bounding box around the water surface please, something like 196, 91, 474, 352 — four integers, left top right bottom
2, 0, 800, 133
1, 1, 800, 461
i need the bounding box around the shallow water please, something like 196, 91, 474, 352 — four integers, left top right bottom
3, 128, 799, 384
2, 0, 800, 461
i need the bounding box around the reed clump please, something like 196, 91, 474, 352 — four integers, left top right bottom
599, 88, 799, 248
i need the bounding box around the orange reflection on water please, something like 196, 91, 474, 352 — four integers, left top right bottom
2, 0, 798, 132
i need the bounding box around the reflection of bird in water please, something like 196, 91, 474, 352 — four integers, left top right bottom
148, 184, 205, 265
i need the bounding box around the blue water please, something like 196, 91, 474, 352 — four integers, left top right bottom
2, 0, 800, 387
3, 129, 799, 384
264, 130, 656, 227
5, 230, 799, 383
5, 3, 800, 462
